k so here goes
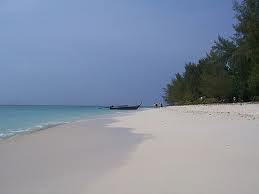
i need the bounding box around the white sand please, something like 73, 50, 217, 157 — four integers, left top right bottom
86, 103, 259, 194
0, 104, 259, 194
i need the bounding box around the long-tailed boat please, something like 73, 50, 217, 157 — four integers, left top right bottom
109, 103, 141, 110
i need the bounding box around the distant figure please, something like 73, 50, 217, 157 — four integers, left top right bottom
233, 96, 236, 103
160, 103, 163, 108
200, 96, 206, 101
154, 103, 158, 108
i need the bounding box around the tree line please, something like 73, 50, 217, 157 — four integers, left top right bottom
164, 0, 259, 105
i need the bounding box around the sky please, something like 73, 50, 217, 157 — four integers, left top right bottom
0, 0, 235, 105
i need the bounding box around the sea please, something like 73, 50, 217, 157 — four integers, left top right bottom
0, 105, 112, 139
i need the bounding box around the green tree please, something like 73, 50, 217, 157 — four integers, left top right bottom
233, 0, 259, 98
248, 64, 259, 95
182, 63, 201, 102
164, 73, 185, 104
163, 0, 259, 104
199, 50, 233, 100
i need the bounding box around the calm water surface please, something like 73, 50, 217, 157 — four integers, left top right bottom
0, 105, 112, 138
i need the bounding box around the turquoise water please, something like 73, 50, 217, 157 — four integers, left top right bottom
0, 105, 111, 138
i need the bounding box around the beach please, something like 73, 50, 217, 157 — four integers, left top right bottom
0, 104, 259, 194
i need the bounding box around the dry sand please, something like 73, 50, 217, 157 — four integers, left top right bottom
0, 104, 259, 194
86, 103, 259, 194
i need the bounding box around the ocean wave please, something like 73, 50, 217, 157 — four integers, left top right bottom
0, 121, 70, 139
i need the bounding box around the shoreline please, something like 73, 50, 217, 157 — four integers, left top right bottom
0, 106, 123, 140
1, 104, 259, 194
0, 113, 146, 194
0, 110, 130, 141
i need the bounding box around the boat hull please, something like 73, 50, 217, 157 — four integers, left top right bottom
109, 105, 140, 110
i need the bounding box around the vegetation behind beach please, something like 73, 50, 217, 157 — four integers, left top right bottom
164, 0, 259, 105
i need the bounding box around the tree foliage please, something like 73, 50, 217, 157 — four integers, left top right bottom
164, 0, 259, 104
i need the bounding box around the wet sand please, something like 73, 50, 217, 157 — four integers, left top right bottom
0, 116, 145, 194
